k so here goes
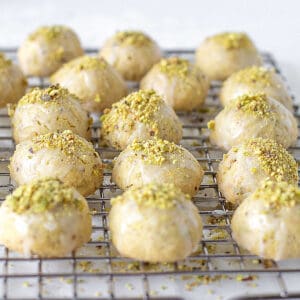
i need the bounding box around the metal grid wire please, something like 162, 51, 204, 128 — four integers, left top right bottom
0, 48, 300, 300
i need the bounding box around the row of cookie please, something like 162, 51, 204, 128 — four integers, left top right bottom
17, 26, 261, 81
2, 27, 269, 113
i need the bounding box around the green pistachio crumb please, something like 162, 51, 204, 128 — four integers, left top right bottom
210, 32, 252, 50
6, 178, 83, 214
31, 130, 98, 160
159, 57, 190, 78
114, 31, 152, 46
207, 120, 215, 130
243, 138, 298, 183
229, 93, 275, 119
129, 138, 183, 165
18, 84, 80, 106
29, 25, 69, 41
229, 66, 274, 87
111, 183, 190, 209
101, 89, 162, 136
59, 55, 108, 72
252, 180, 300, 212
94, 94, 102, 103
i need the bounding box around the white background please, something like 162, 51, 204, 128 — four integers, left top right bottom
0, 0, 299, 97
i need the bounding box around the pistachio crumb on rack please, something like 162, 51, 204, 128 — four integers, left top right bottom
235, 274, 258, 282
6, 178, 83, 214
183, 275, 229, 291
129, 138, 183, 165
252, 180, 300, 212
125, 283, 134, 290
229, 93, 274, 118
115, 31, 152, 46
243, 138, 298, 182
210, 32, 252, 50
111, 183, 190, 209
0, 53, 12, 69
207, 120, 215, 130
101, 90, 162, 135
22, 281, 32, 288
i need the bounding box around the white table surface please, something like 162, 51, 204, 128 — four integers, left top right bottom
0, 0, 300, 299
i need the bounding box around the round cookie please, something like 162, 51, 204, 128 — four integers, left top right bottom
99, 30, 162, 81
141, 57, 209, 111
109, 183, 203, 262
50, 56, 127, 112
9, 130, 103, 196
217, 138, 298, 205
0, 52, 27, 107
220, 66, 293, 111
18, 25, 83, 77
112, 138, 204, 196
0, 178, 91, 257
101, 90, 182, 150
196, 32, 262, 81
208, 93, 297, 150
9, 84, 91, 143
231, 180, 300, 261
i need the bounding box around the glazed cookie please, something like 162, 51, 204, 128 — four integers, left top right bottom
208, 93, 297, 150
0, 52, 27, 107
196, 32, 262, 81
112, 138, 204, 196
51, 56, 127, 112
220, 66, 293, 111
101, 90, 182, 150
141, 57, 209, 111
99, 30, 162, 81
231, 180, 300, 260
109, 183, 203, 262
9, 130, 103, 196
0, 178, 91, 257
18, 25, 83, 76
9, 84, 91, 143
217, 138, 298, 205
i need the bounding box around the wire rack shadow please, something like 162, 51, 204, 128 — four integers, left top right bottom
0, 48, 299, 300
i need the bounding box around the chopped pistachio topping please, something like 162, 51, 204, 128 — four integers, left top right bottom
29, 25, 69, 41
6, 178, 83, 214
207, 120, 215, 130
62, 55, 108, 72
18, 84, 80, 105
129, 138, 183, 165
31, 130, 97, 159
111, 183, 190, 209
159, 57, 190, 78
242, 138, 298, 183
0, 53, 12, 69
101, 90, 162, 136
252, 180, 300, 212
229, 93, 274, 118
229, 66, 274, 86
210, 32, 252, 50
114, 31, 152, 46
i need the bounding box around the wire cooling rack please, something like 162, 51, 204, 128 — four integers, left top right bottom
0, 48, 300, 300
